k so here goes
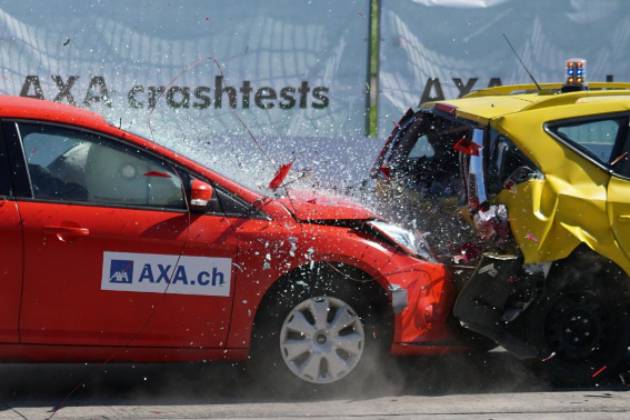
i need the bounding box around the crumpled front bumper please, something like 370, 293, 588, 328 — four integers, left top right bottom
383, 258, 464, 355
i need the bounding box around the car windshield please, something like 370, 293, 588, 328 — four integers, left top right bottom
384, 111, 470, 199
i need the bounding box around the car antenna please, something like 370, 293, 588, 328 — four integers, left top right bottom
502, 33, 542, 92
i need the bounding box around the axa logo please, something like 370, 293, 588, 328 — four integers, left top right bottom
136, 264, 225, 286
110, 260, 134, 284
102, 252, 232, 297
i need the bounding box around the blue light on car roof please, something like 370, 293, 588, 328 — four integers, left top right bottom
565, 58, 587, 86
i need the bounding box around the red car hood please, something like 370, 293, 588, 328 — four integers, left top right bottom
276, 190, 375, 221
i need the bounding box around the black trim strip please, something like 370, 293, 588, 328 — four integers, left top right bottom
2, 121, 31, 197
0, 122, 12, 196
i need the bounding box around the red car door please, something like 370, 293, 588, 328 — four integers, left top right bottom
0, 130, 22, 343
12, 121, 234, 348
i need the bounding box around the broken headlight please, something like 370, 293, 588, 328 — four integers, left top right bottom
367, 220, 434, 261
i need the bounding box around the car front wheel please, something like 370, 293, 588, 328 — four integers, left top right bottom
278, 295, 365, 384
249, 265, 392, 393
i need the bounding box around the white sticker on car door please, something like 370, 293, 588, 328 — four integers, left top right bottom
101, 251, 231, 297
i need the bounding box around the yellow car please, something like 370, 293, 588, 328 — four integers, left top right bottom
373, 69, 630, 385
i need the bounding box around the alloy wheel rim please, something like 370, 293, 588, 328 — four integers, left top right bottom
279, 296, 365, 384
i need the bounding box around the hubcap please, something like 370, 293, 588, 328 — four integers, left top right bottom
279, 296, 365, 384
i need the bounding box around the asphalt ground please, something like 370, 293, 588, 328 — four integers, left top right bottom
1, 350, 630, 419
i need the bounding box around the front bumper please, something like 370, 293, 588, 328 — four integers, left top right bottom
383, 256, 465, 355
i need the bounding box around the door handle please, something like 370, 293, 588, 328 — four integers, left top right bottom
43, 226, 90, 242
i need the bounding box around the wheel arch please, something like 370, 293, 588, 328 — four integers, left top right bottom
546, 244, 630, 291
250, 261, 391, 344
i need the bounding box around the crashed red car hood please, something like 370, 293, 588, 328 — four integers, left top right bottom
276, 190, 375, 221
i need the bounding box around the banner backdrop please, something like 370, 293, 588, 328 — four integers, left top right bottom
0, 0, 372, 187
378, 0, 630, 137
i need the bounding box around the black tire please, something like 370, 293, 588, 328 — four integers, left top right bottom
248, 263, 393, 395
527, 253, 630, 386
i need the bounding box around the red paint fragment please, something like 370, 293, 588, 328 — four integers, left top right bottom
379, 165, 391, 179
144, 170, 170, 178
268, 162, 293, 190
453, 136, 480, 156
592, 365, 607, 379
525, 232, 539, 243
452, 242, 481, 264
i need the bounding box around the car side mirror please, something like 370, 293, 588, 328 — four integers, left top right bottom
189, 179, 213, 212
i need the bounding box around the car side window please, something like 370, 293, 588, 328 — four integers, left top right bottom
548, 117, 625, 164
18, 122, 185, 209
487, 131, 536, 196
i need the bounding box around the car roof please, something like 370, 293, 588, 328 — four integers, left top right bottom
421, 82, 630, 124
0, 95, 111, 130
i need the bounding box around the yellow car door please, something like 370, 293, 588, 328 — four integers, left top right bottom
608, 167, 630, 265
606, 115, 630, 266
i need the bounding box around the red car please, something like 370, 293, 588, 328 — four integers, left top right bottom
0, 96, 458, 388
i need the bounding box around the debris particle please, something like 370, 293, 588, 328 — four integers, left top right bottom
453, 135, 480, 156
592, 365, 607, 379
268, 162, 293, 190
611, 151, 629, 166
541, 351, 556, 362
263, 253, 272, 270
504, 180, 517, 194
63, 38, 71, 46
288, 237, 298, 257
525, 232, 539, 243
305, 247, 315, 259
478, 263, 498, 277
